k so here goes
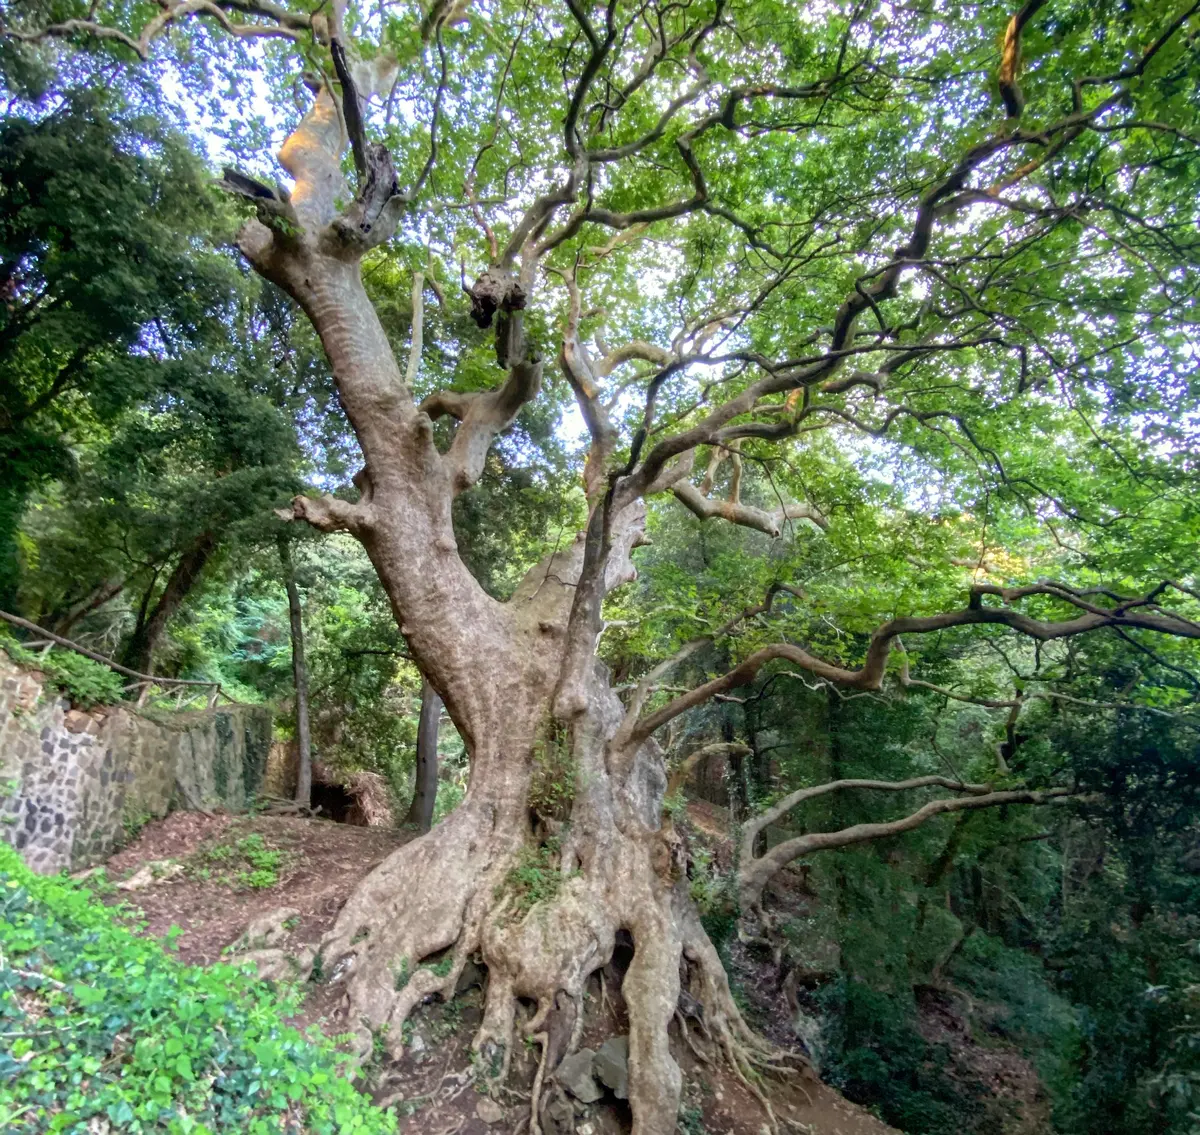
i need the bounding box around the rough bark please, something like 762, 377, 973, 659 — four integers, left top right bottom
279, 535, 313, 807
122, 530, 216, 676
404, 678, 440, 832
227, 83, 765, 1135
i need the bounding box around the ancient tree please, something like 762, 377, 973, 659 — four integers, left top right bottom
7, 1, 1200, 1130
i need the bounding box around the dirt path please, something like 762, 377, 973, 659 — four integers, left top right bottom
101, 811, 413, 965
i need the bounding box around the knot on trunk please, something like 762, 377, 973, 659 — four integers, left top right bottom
466, 266, 527, 329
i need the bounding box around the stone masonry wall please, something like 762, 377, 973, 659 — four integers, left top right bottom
0, 653, 272, 874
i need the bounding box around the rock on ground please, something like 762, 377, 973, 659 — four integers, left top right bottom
555, 1047, 602, 1103
593, 1035, 629, 1100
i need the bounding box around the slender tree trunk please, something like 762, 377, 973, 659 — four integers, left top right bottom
278, 535, 312, 807
404, 678, 441, 832
51, 577, 124, 637
122, 531, 216, 675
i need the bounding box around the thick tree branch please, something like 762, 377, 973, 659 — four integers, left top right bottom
443, 339, 544, 495
671, 482, 826, 537
737, 785, 1078, 913
405, 272, 425, 387
555, 266, 618, 503
278, 493, 370, 535
666, 742, 752, 798
630, 581, 1200, 746
738, 775, 992, 872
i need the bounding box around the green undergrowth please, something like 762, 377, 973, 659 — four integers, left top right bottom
1, 641, 125, 710
687, 845, 737, 953
188, 831, 287, 889
496, 837, 576, 920
0, 843, 396, 1134
528, 717, 576, 821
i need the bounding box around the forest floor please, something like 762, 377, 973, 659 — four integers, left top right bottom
94, 808, 908, 1134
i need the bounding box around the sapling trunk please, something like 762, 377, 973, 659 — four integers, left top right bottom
278, 534, 313, 807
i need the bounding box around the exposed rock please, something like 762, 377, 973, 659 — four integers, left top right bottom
475, 1098, 506, 1125
63, 710, 95, 734
229, 906, 300, 951
540, 1089, 575, 1135
593, 1035, 629, 1100
116, 860, 183, 890
555, 1048, 602, 1103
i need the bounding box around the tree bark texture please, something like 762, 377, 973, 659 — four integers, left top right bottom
404, 678, 440, 832
228, 87, 768, 1135
122, 530, 216, 676
279, 535, 313, 807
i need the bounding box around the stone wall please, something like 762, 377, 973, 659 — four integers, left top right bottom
0, 653, 272, 874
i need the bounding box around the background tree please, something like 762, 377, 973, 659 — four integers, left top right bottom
0, 91, 236, 610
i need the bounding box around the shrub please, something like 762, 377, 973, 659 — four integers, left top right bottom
496, 839, 575, 919
816, 977, 983, 1135
528, 718, 576, 821
2, 642, 125, 709
688, 847, 736, 952
0, 843, 395, 1134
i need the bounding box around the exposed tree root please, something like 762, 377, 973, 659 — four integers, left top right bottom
315, 794, 803, 1135
312, 660, 807, 1135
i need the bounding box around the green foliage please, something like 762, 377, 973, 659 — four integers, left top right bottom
528, 718, 576, 821
38, 651, 127, 711
676, 1102, 708, 1135
0, 642, 125, 709
0, 843, 395, 1135
4, 6, 1200, 1131
496, 839, 572, 920
817, 979, 985, 1135
0, 91, 238, 611
947, 934, 1080, 1116
120, 808, 154, 848
190, 832, 286, 891
687, 847, 737, 953
421, 953, 454, 980
662, 789, 688, 822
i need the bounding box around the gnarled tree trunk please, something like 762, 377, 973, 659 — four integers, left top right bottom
241, 82, 762, 1135
122, 530, 216, 676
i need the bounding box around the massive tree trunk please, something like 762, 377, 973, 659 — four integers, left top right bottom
312, 517, 762, 1132
403, 678, 440, 832
241, 87, 764, 1135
